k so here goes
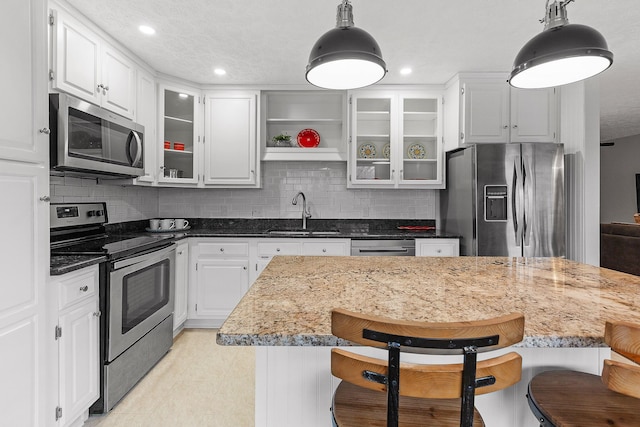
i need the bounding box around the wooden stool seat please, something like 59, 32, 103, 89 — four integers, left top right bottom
330, 309, 525, 427
527, 321, 640, 427
528, 370, 640, 427
333, 381, 485, 427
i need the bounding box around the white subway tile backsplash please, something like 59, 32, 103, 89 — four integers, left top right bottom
50, 162, 437, 223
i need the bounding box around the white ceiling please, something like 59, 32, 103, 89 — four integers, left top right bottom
64, 0, 640, 141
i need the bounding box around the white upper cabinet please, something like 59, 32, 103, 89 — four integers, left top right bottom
348, 89, 444, 189
262, 91, 347, 161
445, 74, 557, 150
0, 0, 48, 164
204, 91, 259, 186
157, 84, 201, 185
50, 7, 136, 120
133, 69, 157, 184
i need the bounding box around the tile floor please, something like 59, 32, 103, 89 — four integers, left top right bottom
83, 329, 255, 427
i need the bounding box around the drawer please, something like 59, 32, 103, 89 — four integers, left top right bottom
198, 242, 249, 257
416, 239, 459, 257
257, 241, 301, 256
302, 241, 349, 256
58, 266, 99, 311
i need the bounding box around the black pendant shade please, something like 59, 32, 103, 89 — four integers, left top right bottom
306, 1, 386, 90
509, 1, 613, 89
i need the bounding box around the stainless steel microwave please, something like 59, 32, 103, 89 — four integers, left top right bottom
49, 93, 144, 178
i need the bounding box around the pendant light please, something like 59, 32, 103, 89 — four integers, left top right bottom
509, 0, 613, 89
305, 0, 386, 90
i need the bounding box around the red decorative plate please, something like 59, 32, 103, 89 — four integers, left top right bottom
297, 129, 320, 148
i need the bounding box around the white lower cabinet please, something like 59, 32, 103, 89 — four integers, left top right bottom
415, 238, 460, 257
187, 239, 250, 328
50, 265, 100, 427
173, 241, 189, 334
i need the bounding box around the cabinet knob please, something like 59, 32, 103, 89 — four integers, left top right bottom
243, 266, 247, 270
322, 248, 327, 253
436, 249, 442, 253
512, 124, 518, 128
104, 86, 109, 91
93, 311, 101, 317
178, 250, 184, 255
276, 248, 280, 252
39, 128, 50, 134
79, 285, 89, 292
503, 125, 509, 129
97, 84, 104, 90
39, 196, 50, 202
220, 248, 224, 252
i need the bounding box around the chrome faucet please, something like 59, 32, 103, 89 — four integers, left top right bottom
292, 191, 312, 229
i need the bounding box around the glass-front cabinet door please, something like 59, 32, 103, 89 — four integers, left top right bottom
158, 86, 200, 184
400, 96, 441, 185
349, 90, 443, 189
350, 93, 396, 186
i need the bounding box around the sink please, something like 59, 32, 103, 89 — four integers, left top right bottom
267, 229, 341, 236
268, 230, 311, 236
309, 231, 341, 236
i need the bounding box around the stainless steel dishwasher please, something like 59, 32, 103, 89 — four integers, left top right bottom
350, 240, 415, 256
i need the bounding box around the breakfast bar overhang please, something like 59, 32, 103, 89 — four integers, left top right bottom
218, 256, 640, 427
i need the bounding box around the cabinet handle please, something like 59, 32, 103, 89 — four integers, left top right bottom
79, 285, 89, 292
93, 311, 101, 317
39, 196, 51, 202
39, 128, 50, 134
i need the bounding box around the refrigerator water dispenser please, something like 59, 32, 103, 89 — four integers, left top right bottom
484, 185, 507, 222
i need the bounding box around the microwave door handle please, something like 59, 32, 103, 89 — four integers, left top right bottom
128, 131, 143, 166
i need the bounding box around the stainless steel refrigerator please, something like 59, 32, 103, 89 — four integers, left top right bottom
440, 143, 565, 257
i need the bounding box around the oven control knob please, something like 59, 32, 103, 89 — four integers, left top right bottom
88, 210, 104, 217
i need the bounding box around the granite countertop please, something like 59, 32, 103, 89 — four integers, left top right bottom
50, 218, 456, 275
217, 256, 640, 348
50, 254, 108, 275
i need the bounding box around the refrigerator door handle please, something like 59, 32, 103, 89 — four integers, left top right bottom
512, 158, 523, 247
522, 156, 533, 247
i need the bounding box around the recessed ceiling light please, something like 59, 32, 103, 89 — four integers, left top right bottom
400, 68, 412, 75
138, 25, 155, 35
214, 68, 227, 76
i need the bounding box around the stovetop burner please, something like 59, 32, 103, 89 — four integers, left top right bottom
50, 202, 175, 260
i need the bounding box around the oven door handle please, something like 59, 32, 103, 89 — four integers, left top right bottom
112, 243, 176, 270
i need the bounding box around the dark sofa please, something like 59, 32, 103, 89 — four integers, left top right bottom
601, 223, 640, 276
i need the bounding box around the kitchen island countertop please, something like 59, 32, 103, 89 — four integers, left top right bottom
217, 256, 640, 348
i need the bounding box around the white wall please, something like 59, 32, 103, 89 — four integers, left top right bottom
600, 133, 640, 224
50, 175, 159, 224
561, 80, 601, 266
159, 162, 437, 219
49, 162, 438, 223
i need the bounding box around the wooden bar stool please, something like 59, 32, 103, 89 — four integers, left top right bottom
330, 309, 525, 427
527, 320, 640, 427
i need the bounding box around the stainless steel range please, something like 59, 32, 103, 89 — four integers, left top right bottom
50, 203, 176, 413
